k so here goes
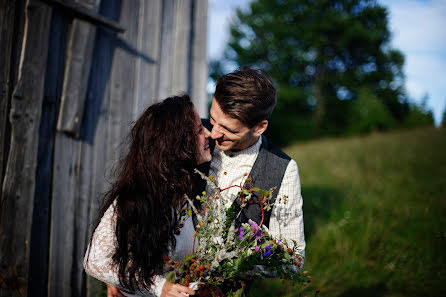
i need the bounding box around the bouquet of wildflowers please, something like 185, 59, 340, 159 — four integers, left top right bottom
165, 170, 306, 296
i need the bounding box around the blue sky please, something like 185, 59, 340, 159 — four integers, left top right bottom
207, 0, 446, 124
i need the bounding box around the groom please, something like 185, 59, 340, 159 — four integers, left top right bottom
107, 67, 305, 296
202, 66, 305, 268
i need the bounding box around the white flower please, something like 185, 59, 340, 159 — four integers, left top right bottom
212, 236, 224, 245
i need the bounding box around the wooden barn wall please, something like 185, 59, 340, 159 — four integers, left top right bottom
0, 0, 208, 297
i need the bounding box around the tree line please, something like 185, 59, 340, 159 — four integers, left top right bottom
210, 0, 434, 146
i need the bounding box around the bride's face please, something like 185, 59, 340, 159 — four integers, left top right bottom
194, 112, 212, 164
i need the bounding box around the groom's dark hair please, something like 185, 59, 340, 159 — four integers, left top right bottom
214, 66, 277, 128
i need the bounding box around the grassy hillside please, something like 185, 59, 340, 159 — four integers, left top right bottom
249, 127, 446, 297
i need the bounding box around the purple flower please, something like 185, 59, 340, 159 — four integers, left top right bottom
238, 228, 244, 241
249, 220, 260, 232
255, 246, 260, 252
254, 230, 263, 240
264, 245, 272, 251
263, 250, 272, 257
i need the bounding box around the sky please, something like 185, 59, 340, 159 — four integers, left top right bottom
207, 0, 446, 125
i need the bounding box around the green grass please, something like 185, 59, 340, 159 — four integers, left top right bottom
249, 127, 446, 297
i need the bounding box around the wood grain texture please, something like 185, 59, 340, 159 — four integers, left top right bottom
157, 0, 175, 100
0, 0, 52, 296
0, 0, 16, 193
190, 0, 209, 117
56, 15, 98, 136
170, 0, 192, 95
0, 1, 209, 296
28, 11, 69, 297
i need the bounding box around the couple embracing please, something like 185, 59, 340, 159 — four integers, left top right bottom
84, 67, 306, 297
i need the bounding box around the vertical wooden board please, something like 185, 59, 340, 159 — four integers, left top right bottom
82, 2, 123, 296
106, 0, 140, 167
0, 1, 52, 296
48, 134, 78, 297
57, 1, 101, 296
84, 30, 114, 297
0, 0, 16, 192
56, 0, 101, 136
170, 0, 192, 96
132, 0, 162, 119
56, 19, 98, 136
157, 0, 175, 100
189, 0, 208, 117
28, 10, 69, 297
71, 141, 94, 297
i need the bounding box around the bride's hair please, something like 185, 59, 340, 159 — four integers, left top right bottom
92, 95, 199, 290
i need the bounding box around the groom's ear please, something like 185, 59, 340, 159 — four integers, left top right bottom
252, 120, 268, 137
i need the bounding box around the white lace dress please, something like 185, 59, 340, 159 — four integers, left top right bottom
83, 201, 196, 297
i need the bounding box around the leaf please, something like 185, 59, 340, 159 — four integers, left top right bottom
184, 254, 196, 263
251, 187, 261, 192
186, 209, 192, 217
232, 256, 243, 273
166, 271, 176, 283
233, 288, 245, 297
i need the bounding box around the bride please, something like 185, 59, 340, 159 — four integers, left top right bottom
84, 95, 211, 297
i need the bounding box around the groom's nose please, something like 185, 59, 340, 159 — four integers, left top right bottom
210, 125, 223, 140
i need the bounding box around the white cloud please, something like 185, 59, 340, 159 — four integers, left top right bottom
207, 0, 251, 60
388, 0, 446, 52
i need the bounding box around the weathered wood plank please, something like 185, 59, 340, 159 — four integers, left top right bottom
48, 134, 78, 297
0, 0, 52, 296
170, 0, 192, 95
0, 0, 16, 194
157, 0, 175, 100
56, 2, 99, 137
83, 1, 124, 295
27, 10, 69, 297
84, 16, 115, 297
0, 0, 27, 199
190, 0, 209, 117
132, 0, 162, 119
48, 1, 102, 296
40, 0, 124, 32
107, 0, 140, 164
70, 5, 101, 294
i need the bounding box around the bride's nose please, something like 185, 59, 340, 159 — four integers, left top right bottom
204, 127, 211, 137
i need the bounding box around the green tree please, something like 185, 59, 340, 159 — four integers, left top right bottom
442, 100, 446, 127
402, 93, 434, 128
214, 0, 415, 145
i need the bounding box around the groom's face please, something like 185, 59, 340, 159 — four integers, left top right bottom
209, 98, 261, 152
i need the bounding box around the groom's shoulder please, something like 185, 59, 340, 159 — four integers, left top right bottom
261, 135, 291, 162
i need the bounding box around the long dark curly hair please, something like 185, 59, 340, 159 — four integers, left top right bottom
91, 95, 200, 290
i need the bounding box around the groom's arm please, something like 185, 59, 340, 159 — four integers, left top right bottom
238, 159, 305, 279
268, 159, 306, 269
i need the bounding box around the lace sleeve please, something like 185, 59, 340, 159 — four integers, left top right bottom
84, 202, 121, 287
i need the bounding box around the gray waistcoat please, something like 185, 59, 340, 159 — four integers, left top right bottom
232, 134, 291, 228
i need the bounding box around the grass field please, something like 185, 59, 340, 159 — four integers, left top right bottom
249, 127, 446, 297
